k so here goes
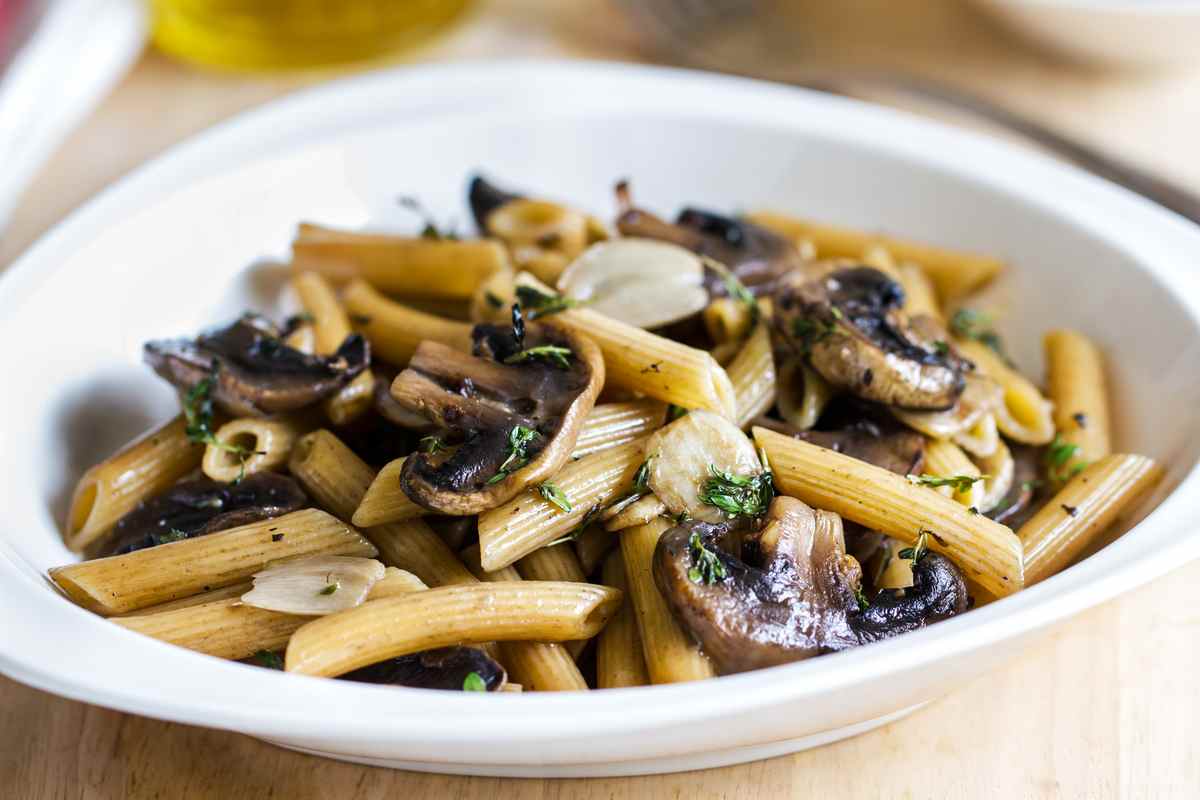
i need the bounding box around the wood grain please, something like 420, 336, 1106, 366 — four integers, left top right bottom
3, 0, 1200, 797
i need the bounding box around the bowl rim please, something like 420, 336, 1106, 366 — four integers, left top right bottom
978, 0, 1200, 15
2, 58, 1200, 745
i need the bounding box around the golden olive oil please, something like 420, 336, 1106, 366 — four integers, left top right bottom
150, 0, 472, 71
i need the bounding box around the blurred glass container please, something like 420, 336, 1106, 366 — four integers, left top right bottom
150, 0, 472, 71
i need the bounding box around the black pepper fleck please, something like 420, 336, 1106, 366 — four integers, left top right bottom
1072, 412, 1087, 429
1062, 504, 1078, 517
271, 533, 284, 542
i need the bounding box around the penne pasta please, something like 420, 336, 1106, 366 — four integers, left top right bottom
922, 439, 987, 509
50, 509, 377, 616
746, 210, 1004, 304
516, 542, 587, 584
1020, 454, 1163, 585
340, 278, 473, 365
1044, 329, 1111, 474
201, 416, 307, 483
477, 439, 645, 571
285, 581, 621, 678
291, 222, 507, 300
703, 297, 754, 345
571, 400, 666, 459
517, 275, 736, 419
66, 416, 204, 552
893, 374, 1001, 443
898, 262, 943, 321
367, 566, 429, 599
973, 437, 1015, 514
292, 271, 377, 425
350, 456, 423, 528
119, 581, 253, 617
727, 321, 777, 429
754, 426, 1023, 596
953, 412, 1000, 459
574, 524, 616, 577
603, 494, 667, 532
115, 598, 310, 660
621, 518, 717, 684
287, 430, 475, 587
956, 339, 1055, 445
597, 551, 650, 688
776, 360, 835, 431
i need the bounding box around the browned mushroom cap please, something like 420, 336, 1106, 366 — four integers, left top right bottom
654, 496, 971, 674
95, 473, 307, 558
752, 415, 925, 476
390, 319, 603, 515
468, 175, 522, 232
613, 183, 807, 297
773, 266, 969, 410
144, 314, 368, 417
340, 646, 506, 691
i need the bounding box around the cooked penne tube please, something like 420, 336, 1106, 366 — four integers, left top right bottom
65, 416, 204, 552
747, 210, 1003, 303
953, 412, 1000, 459
119, 581, 253, 617
621, 518, 716, 684
973, 437, 1015, 514
956, 339, 1055, 445
922, 439, 986, 509
291, 222, 507, 300
898, 262, 943, 321
754, 426, 1023, 596
285, 581, 621, 678
350, 456, 423, 528
477, 439, 645, 571
727, 321, 777, 428
1020, 454, 1163, 585
201, 417, 307, 482
597, 551, 650, 688
283, 320, 316, 353
517, 275, 736, 419
703, 297, 754, 345
1044, 329, 1111, 473
287, 430, 475, 587
603, 494, 666, 532
776, 360, 835, 431
50, 509, 377, 616
574, 524, 615, 577
340, 278, 473, 365
292, 271, 376, 425
115, 598, 310, 660
571, 400, 666, 459
516, 542, 587, 584
462, 545, 589, 685
367, 566, 429, 599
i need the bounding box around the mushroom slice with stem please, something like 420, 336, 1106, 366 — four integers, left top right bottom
653, 496, 969, 674
340, 646, 507, 692
390, 315, 604, 515
94, 473, 307, 558
773, 266, 969, 411
144, 314, 369, 418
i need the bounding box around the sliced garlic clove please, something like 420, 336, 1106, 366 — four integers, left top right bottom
241, 555, 386, 615
644, 410, 761, 523
557, 238, 708, 329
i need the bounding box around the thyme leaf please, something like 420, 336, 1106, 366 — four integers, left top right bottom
687, 530, 728, 585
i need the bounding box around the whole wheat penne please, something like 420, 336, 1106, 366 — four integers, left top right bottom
517, 542, 587, 584
621, 518, 716, 684
285, 582, 621, 678
597, 551, 650, 688
351, 457, 423, 528
292, 222, 507, 300
461, 545, 589, 686
288, 430, 475, 587
292, 271, 376, 425
703, 297, 754, 345
1020, 454, 1163, 585
49, 509, 377, 616
953, 412, 1000, 459
898, 262, 943, 321
367, 566, 429, 599
115, 598, 311, 660
893, 374, 1001, 442
65, 416, 204, 552
571, 400, 666, 459
747, 210, 1003, 303
202, 417, 308, 483
574, 524, 616, 577
1044, 329, 1111, 475
728, 321, 777, 428
340, 279, 472, 365
477, 439, 645, 571
119, 581, 253, 617
776, 361, 835, 431
974, 437, 1015, 514
754, 426, 1023, 596
922, 439, 986, 509
956, 339, 1055, 445
517, 275, 736, 419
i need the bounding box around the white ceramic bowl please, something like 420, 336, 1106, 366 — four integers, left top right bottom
973, 0, 1200, 68
1, 61, 1199, 778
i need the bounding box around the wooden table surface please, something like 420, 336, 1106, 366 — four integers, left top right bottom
3, 1, 1199, 797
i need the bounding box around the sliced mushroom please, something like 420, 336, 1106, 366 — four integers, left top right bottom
773, 266, 969, 410
95, 473, 307, 557
340, 646, 506, 691
988, 443, 1041, 527
653, 496, 969, 674
468, 176, 522, 232
390, 318, 604, 514
751, 415, 925, 476
144, 314, 369, 417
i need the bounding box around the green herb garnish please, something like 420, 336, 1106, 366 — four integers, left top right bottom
182, 369, 256, 482
152, 528, 189, 546
543, 504, 605, 547
898, 531, 931, 564
318, 580, 339, 596
906, 473, 987, 493
1045, 435, 1088, 483
538, 482, 572, 513
632, 459, 650, 495
515, 285, 581, 319
462, 671, 487, 692
950, 308, 1009, 362
791, 316, 838, 354
854, 585, 870, 611
503, 344, 573, 370
484, 291, 504, 309
667, 404, 689, 422
699, 463, 774, 519
701, 255, 759, 326
420, 435, 445, 454
398, 195, 458, 240
933, 340, 950, 356
687, 530, 728, 585
487, 425, 540, 485
250, 650, 284, 670
510, 304, 525, 348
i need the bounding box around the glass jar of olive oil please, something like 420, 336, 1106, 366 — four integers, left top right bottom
150, 0, 472, 71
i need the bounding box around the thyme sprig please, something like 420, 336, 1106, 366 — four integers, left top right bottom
906, 473, 988, 493
687, 530, 728, 585
487, 425, 540, 485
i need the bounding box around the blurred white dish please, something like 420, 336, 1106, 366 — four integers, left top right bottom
0, 60, 1199, 777
974, 0, 1200, 68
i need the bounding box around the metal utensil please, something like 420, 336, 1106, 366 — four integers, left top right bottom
619, 0, 1200, 225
